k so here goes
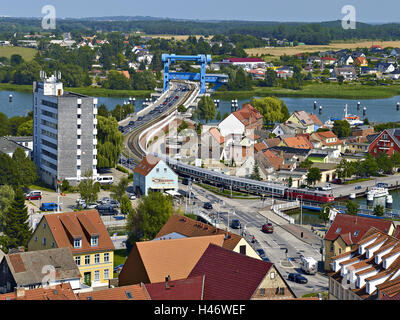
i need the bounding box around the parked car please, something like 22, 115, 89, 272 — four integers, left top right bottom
322, 184, 332, 191
355, 185, 362, 190
101, 197, 111, 204
97, 205, 118, 216
109, 200, 120, 208
25, 191, 42, 200
129, 193, 136, 200
129, 121, 134, 126
40, 203, 61, 212
86, 203, 98, 209
231, 219, 241, 229
288, 273, 308, 284
203, 202, 213, 210
262, 222, 274, 234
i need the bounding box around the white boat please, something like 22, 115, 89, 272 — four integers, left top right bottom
343, 104, 364, 127
367, 183, 389, 199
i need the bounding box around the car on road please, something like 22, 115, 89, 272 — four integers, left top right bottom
129, 121, 134, 126
203, 202, 213, 210
231, 218, 241, 229
322, 184, 332, 191
355, 185, 362, 190
331, 178, 343, 185
288, 273, 308, 284
262, 222, 274, 234
25, 191, 42, 200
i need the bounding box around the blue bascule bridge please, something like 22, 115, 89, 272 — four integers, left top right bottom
162, 54, 228, 94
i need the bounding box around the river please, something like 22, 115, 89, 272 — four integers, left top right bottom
0, 90, 146, 118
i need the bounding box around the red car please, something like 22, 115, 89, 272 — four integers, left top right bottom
26, 191, 42, 200
262, 223, 274, 234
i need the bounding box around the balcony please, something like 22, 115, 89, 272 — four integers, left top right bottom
77, 108, 82, 115
77, 118, 82, 125
93, 139, 97, 145
77, 129, 82, 135
77, 149, 81, 156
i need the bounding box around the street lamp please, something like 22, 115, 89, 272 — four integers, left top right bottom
296, 195, 303, 226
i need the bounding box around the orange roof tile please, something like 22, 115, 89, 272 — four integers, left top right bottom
155, 214, 243, 251
208, 128, 224, 144
133, 154, 160, 176
0, 283, 76, 300
283, 136, 313, 149
78, 284, 150, 300
44, 210, 114, 254
119, 234, 225, 285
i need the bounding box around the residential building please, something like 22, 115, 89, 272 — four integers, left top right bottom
285, 110, 322, 133
0, 137, 30, 158
280, 136, 313, 150
368, 128, 400, 157
0, 247, 81, 293
328, 227, 400, 300
33, 73, 98, 188
311, 131, 343, 152
352, 125, 375, 137
338, 55, 354, 66
221, 57, 266, 69
354, 56, 368, 67
188, 244, 296, 300
272, 122, 304, 137
133, 154, 178, 196
321, 57, 337, 65
323, 213, 395, 271
332, 67, 357, 80
6, 136, 33, 152
28, 210, 115, 288
154, 214, 261, 260
377, 62, 395, 74
218, 104, 263, 137
118, 235, 225, 286
0, 283, 77, 300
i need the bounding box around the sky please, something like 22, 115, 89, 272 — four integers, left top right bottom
1, 0, 400, 23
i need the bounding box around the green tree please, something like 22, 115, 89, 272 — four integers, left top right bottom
250, 97, 290, 125
306, 167, 322, 185
12, 148, 38, 188
120, 194, 133, 216
222, 112, 229, 120
10, 54, 23, 66
373, 204, 385, 217
216, 112, 221, 121
376, 152, 394, 174
391, 151, 400, 168
346, 200, 360, 215
363, 154, 379, 177
0, 189, 31, 252
16, 119, 33, 136
332, 120, 351, 138
104, 70, 131, 90
78, 170, 100, 204
195, 96, 216, 123
110, 177, 130, 203
288, 176, 293, 187
265, 69, 278, 87
97, 116, 124, 168
126, 192, 173, 245
177, 104, 186, 113
250, 161, 262, 181
0, 185, 14, 229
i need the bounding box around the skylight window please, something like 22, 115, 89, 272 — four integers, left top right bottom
336, 228, 341, 233
125, 291, 133, 299
354, 231, 359, 237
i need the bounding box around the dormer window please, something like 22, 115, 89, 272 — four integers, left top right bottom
74, 238, 82, 248
91, 236, 98, 247
336, 228, 341, 234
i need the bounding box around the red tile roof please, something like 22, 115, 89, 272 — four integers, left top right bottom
283, 136, 313, 149
0, 283, 76, 300
324, 214, 393, 246
208, 128, 224, 144
133, 154, 161, 176
232, 104, 263, 127
43, 210, 115, 254
77, 284, 150, 300
188, 244, 274, 300
228, 58, 265, 63
145, 275, 204, 300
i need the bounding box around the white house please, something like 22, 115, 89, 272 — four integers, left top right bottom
218, 113, 245, 137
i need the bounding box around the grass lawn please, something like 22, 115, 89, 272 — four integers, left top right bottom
28, 183, 55, 193
67, 87, 152, 98
343, 178, 373, 185
0, 46, 38, 61
113, 249, 128, 278
212, 83, 400, 100
196, 182, 259, 199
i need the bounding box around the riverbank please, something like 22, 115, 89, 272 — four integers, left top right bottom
0, 83, 153, 98
211, 83, 400, 100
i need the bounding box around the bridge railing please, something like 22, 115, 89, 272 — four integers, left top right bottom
271, 201, 298, 224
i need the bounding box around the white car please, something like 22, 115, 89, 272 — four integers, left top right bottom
322, 184, 332, 191
129, 193, 136, 200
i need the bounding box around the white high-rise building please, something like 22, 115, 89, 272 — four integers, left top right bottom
33, 72, 98, 188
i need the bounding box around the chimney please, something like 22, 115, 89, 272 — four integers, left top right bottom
15, 287, 25, 298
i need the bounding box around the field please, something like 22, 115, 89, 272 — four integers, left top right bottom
212, 83, 400, 100
245, 40, 400, 58
0, 46, 38, 61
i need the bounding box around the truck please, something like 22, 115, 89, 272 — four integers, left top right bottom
40, 203, 61, 212
300, 256, 318, 275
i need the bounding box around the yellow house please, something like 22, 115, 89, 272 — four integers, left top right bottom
28, 210, 115, 288
323, 213, 394, 271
